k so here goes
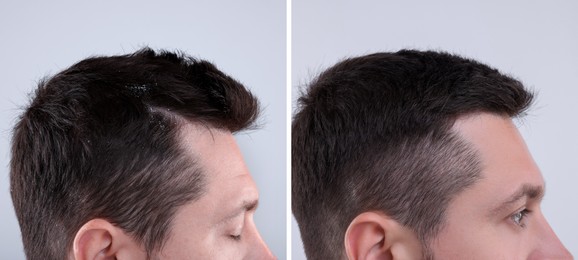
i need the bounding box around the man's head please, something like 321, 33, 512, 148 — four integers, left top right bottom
11, 48, 274, 259
292, 50, 572, 259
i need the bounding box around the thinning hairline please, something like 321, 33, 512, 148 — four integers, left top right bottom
146, 108, 216, 255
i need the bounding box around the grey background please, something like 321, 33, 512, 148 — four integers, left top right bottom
0, 1, 286, 259
292, 0, 578, 259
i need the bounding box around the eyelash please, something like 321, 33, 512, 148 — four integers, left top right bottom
511, 208, 531, 228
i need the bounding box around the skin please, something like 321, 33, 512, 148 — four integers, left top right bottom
70, 123, 274, 259
158, 124, 275, 259
344, 113, 573, 260
429, 113, 572, 259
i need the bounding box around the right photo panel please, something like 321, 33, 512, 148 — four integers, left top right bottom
291, 1, 578, 259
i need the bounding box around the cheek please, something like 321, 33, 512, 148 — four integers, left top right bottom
162, 234, 246, 260
160, 233, 210, 259
159, 220, 222, 259
430, 222, 526, 259
209, 239, 250, 260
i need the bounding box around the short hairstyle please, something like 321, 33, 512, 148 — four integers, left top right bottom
10, 48, 259, 260
292, 50, 533, 259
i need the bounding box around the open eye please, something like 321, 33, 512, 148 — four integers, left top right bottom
511, 208, 530, 228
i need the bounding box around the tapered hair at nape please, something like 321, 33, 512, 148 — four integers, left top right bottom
292, 50, 533, 259
10, 48, 259, 260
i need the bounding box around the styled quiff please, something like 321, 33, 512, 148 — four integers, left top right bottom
292, 50, 533, 259
11, 48, 259, 260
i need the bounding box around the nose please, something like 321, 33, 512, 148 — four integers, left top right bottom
247, 221, 277, 260
529, 213, 573, 260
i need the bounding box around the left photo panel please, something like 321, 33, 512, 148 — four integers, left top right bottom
0, 1, 286, 259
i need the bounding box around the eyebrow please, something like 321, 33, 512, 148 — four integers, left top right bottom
489, 184, 545, 216
219, 199, 259, 224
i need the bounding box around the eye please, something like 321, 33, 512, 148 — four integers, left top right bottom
229, 234, 241, 241
511, 208, 531, 228
224, 215, 245, 242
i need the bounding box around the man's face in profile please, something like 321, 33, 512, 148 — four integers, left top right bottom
158, 124, 275, 259
428, 113, 571, 259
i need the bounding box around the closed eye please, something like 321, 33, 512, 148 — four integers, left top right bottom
229, 234, 241, 241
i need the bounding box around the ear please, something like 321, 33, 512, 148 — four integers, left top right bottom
71, 218, 146, 260
344, 212, 422, 260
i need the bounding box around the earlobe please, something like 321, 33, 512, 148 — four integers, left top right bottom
72, 218, 145, 260
344, 212, 422, 260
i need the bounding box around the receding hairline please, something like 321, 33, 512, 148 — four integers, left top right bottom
291, 50, 536, 260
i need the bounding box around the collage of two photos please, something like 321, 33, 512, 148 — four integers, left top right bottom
1, 1, 577, 259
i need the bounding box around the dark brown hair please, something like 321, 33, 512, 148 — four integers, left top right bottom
10, 48, 259, 260
292, 50, 533, 259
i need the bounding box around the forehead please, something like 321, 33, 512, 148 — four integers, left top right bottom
429, 113, 547, 256
179, 123, 254, 183
157, 123, 258, 257
177, 122, 258, 218
452, 113, 544, 193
